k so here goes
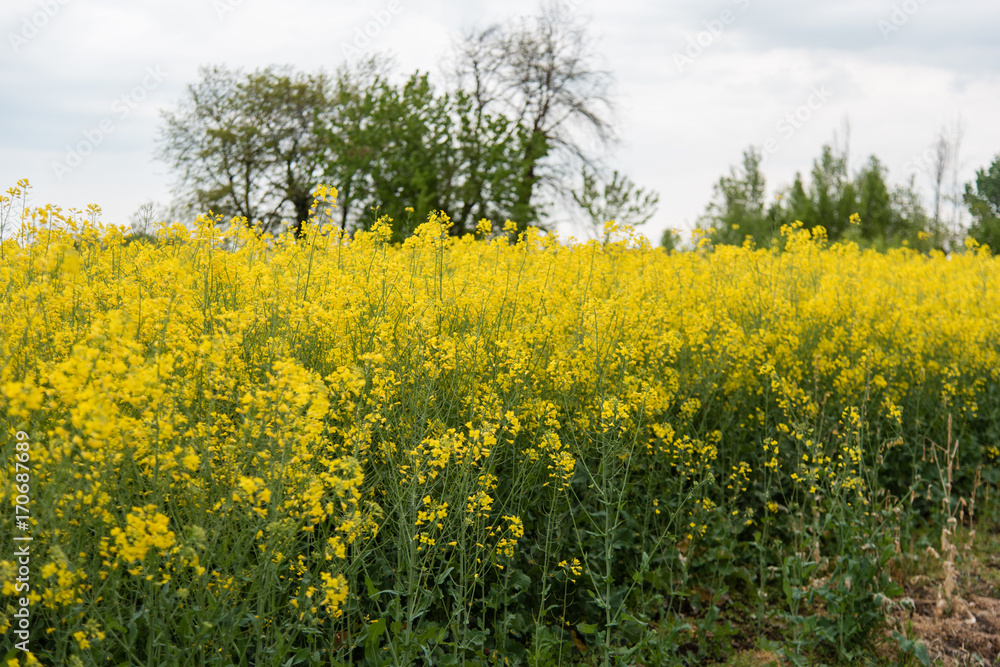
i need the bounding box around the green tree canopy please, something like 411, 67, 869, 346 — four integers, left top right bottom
704, 143, 935, 250
964, 153, 1000, 250
157, 4, 639, 242
318, 63, 533, 242
697, 146, 771, 246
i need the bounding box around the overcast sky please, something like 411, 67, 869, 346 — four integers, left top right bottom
2, 0, 999, 243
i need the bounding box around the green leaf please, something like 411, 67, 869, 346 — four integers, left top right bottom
893, 631, 931, 666
417, 624, 442, 645
885, 579, 904, 597
367, 618, 386, 642
365, 619, 388, 667
504, 636, 528, 657
282, 648, 311, 667
577, 622, 598, 635
510, 569, 531, 590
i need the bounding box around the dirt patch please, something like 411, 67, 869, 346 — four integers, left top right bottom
895, 576, 1000, 665
909, 595, 1000, 665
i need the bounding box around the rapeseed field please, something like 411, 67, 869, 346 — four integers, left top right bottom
2, 182, 998, 665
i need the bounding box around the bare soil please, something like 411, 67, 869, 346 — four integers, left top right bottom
893, 551, 1000, 665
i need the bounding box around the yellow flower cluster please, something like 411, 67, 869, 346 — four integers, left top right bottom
319, 571, 349, 618
493, 515, 525, 558
110, 505, 176, 565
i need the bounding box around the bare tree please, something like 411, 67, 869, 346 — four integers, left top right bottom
449, 0, 617, 230
929, 130, 950, 228
832, 116, 851, 177
128, 201, 168, 237
946, 118, 966, 236
923, 118, 966, 243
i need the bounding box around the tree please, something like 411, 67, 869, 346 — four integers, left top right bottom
318, 63, 531, 241
128, 201, 168, 238
930, 130, 951, 229
964, 153, 1000, 251
768, 172, 813, 232
314, 56, 393, 234
321, 68, 454, 241
446, 90, 535, 236
571, 166, 659, 241
854, 156, 895, 240
159, 65, 335, 237
450, 0, 616, 231
807, 144, 853, 239
766, 142, 858, 240
890, 174, 935, 251
708, 142, 934, 249
160, 3, 640, 242
660, 228, 682, 252
909, 119, 965, 247
159, 59, 534, 242
698, 147, 771, 246
944, 119, 967, 236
